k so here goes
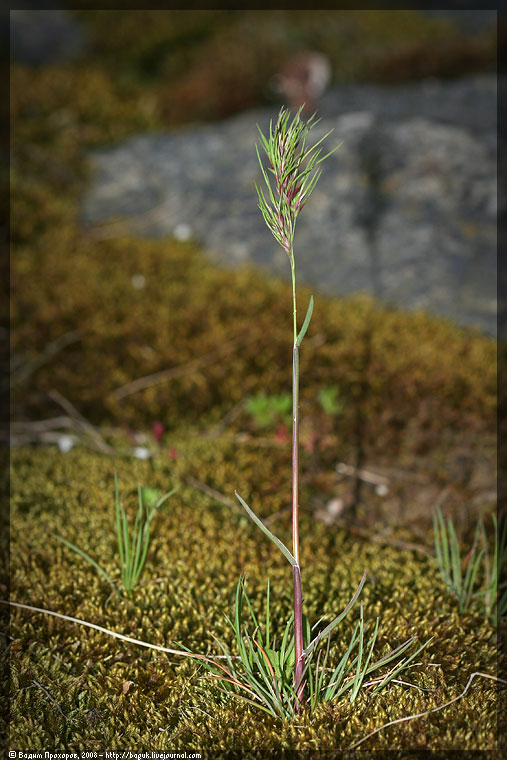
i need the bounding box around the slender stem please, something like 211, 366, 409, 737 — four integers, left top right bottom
290, 254, 299, 564
291, 254, 297, 347
290, 250, 305, 709
292, 344, 300, 565
257, 107, 337, 715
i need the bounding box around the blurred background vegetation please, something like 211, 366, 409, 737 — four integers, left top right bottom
70, 9, 497, 121
10, 8, 498, 526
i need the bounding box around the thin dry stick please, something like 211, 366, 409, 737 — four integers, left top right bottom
11, 330, 81, 387
336, 461, 389, 487
204, 399, 246, 438
9, 416, 116, 452
3, 600, 230, 662
28, 680, 68, 720
186, 476, 242, 514
11, 416, 76, 433
9, 420, 129, 449
48, 389, 114, 455
111, 332, 251, 401
8, 430, 77, 448
188, 476, 288, 526
8, 417, 75, 447
213, 432, 290, 448
349, 671, 506, 750
344, 523, 433, 557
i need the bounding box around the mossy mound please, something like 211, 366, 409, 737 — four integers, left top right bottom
12, 228, 496, 530
9, 446, 499, 752
12, 231, 496, 429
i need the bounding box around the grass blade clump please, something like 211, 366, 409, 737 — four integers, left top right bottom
433, 507, 507, 624
433, 506, 483, 613
481, 514, 507, 621
198, 576, 430, 720
56, 474, 178, 594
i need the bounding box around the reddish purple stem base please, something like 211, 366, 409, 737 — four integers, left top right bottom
292, 558, 305, 711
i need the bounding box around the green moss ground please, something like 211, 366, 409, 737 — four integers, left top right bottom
8, 10, 501, 753
8, 446, 500, 752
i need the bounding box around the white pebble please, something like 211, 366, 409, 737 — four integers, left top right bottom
131, 274, 146, 289
375, 483, 389, 496
133, 446, 151, 460
173, 223, 192, 241
326, 498, 345, 517
57, 435, 74, 453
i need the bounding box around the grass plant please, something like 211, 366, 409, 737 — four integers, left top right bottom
186, 105, 430, 716
9, 104, 491, 735
56, 474, 177, 594
433, 507, 507, 624
191, 574, 429, 719
480, 514, 507, 621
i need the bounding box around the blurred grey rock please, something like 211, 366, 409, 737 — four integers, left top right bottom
10, 7, 85, 65
376, 6, 496, 35
420, 9, 497, 35
81, 74, 497, 336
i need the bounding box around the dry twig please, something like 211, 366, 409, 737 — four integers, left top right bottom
111, 332, 252, 401
48, 389, 114, 455
336, 461, 389, 487
349, 671, 507, 749
27, 680, 68, 720
185, 476, 241, 513
344, 523, 433, 557
11, 331, 81, 387
186, 475, 289, 526
3, 600, 232, 661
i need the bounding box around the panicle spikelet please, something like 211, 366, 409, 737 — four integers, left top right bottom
255, 105, 342, 256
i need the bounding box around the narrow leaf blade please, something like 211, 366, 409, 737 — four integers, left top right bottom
296, 295, 314, 346
235, 491, 297, 566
